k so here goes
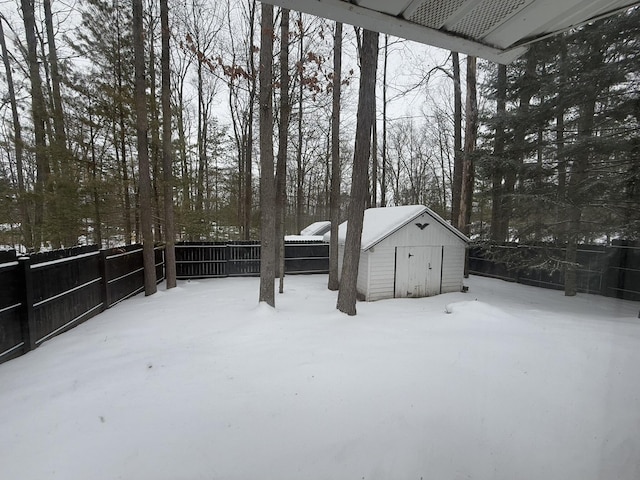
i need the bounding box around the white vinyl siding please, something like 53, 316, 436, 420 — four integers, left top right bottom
356, 252, 369, 299
441, 244, 466, 293
366, 247, 396, 301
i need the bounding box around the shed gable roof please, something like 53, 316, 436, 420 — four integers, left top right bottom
334, 205, 469, 250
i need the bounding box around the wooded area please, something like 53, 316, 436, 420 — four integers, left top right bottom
0, 1, 638, 303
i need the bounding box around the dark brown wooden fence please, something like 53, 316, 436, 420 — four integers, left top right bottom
175, 241, 329, 279
468, 240, 640, 301
1, 241, 328, 366
0, 244, 165, 365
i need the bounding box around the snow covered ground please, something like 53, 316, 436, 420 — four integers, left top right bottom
0, 274, 638, 480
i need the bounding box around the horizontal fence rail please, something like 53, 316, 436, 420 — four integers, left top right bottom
468, 241, 640, 301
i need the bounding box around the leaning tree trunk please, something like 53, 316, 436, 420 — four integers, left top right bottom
328, 21, 343, 291
133, 0, 157, 296
336, 29, 378, 316
258, 3, 276, 307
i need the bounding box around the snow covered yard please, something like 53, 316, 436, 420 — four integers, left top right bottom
0, 275, 638, 480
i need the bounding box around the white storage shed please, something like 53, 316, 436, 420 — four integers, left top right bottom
329, 205, 469, 301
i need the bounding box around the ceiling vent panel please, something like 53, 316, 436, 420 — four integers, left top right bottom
451, 0, 531, 39
407, 0, 468, 29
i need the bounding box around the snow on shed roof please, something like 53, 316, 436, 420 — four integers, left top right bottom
327, 205, 469, 250
300, 221, 331, 236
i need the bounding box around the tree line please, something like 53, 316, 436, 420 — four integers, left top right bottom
0, 1, 638, 307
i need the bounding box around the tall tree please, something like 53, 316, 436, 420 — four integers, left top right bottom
133, 0, 157, 295
503, 48, 537, 241
336, 28, 378, 316
223, 0, 257, 240
555, 37, 568, 244
490, 63, 507, 242
275, 8, 291, 293
258, 3, 276, 306
563, 25, 606, 296
146, 3, 162, 242
380, 33, 388, 208
73, 0, 135, 245
458, 55, 477, 235
450, 51, 463, 226
43, 0, 79, 247
161, 0, 176, 288
327, 21, 342, 291
295, 12, 305, 232
21, 0, 50, 249
0, 15, 32, 249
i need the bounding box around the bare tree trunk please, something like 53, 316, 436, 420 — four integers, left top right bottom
259, 3, 276, 307
21, 0, 50, 250
296, 12, 304, 232
491, 63, 507, 242
43, 0, 66, 148
115, 13, 132, 245
380, 34, 388, 208
458, 56, 477, 236
161, 0, 176, 288
44, 0, 79, 247
450, 51, 463, 225
244, 0, 257, 241
328, 21, 342, 291
565, 89, 598, 296
336, 29, 378, 316
196, 58, 206, 232
88, 105, 103, 247
370, 115, 378, 207
275, 8, 290, 293
556, 37, 567, 244
503, 48, 536, 241
148, 12, 162, 242
0, 16, 32, 250
133, 0, 157, 295
244, 105, 254, 240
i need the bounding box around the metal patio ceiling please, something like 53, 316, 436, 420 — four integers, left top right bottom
267, 0, 640, 63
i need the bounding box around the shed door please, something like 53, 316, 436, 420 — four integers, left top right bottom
394, 246, 442, 298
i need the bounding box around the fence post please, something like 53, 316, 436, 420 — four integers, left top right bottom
18, 256, 36, 352
224, 243, 230, 277
99, 249, 110, 310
